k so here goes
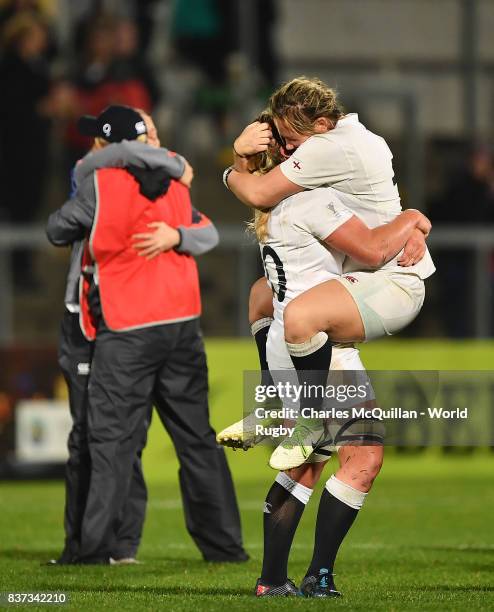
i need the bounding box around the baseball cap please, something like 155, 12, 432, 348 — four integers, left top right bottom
77, 105, 147, 143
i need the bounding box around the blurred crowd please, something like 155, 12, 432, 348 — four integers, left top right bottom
0, 1, 160, 194
428, 146, 494, 336
0, 0, 160, 288
430, 147, 494, 225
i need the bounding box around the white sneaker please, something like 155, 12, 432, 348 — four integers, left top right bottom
110, 557, 141, 565
269, 418, 326, 470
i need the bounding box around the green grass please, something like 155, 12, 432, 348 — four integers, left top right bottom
1, 339, 494, 610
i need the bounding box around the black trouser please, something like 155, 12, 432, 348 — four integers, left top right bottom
78, 318, 246, 563
58, 311, 148, 561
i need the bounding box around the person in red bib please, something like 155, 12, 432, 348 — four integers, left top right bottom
49, 109, 191, 567
47, 105, 248, 564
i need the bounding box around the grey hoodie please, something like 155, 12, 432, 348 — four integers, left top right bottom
47, 141, 218, 309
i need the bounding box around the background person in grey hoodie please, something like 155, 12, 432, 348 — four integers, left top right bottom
47, 107, 245, 564
48, 108, 246, 565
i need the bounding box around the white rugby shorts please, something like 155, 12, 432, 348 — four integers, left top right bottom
336, 270, 425, 341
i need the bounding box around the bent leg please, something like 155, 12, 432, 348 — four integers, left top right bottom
284, 279, 365, 344
282, 282, 362, 409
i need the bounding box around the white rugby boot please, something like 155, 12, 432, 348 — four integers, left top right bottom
216, 400, 282, 450
268, 417, 327, 470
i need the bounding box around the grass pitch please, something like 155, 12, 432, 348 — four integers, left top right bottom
1, 339, 494, 610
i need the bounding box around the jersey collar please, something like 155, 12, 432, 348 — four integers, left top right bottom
337, 113, 359, 126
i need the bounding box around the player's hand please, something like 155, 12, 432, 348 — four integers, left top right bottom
179, 159, 194, 188
399, 228, 427, 267
404, 209, 431, 237
132, 222, 181, 259
415, 212, 431, 237
234, 121, 273, 157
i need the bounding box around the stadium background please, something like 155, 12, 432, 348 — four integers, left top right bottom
0, 1, 493, 609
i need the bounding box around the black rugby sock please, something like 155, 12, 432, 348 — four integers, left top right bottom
252, 318, 274, 388
306, 488, 359, 577
260, 477, 309, 586
287, 332, 332, 408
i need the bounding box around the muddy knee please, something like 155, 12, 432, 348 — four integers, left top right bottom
338, 446, 383, 492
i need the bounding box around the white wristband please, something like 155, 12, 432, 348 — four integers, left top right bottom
222, 166, 235, 190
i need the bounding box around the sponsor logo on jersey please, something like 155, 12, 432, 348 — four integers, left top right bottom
292, 159, 301, 170
344, 275, 359, 284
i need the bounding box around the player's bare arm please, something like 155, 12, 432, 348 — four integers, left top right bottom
326, 209, 431, 268
227, 165, 303, 209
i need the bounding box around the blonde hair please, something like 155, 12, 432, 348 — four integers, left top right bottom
251, 209, 270, 244
93, 134, 147, 149
246, 110, 284, 243
251, 78, 343, 241
268, 76, 344, 135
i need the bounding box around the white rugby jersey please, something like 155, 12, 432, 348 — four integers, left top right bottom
280, 114, 435, 279
262, 187, 366, 374
261, 187, 352, 320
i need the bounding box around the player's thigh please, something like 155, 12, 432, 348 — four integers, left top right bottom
338, 271, 425, 341
249, 276, 274, 324
285, 279, 365, 343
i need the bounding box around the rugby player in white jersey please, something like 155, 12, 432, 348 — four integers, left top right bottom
222, 127, 431, 598
220, 77, 435, 468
